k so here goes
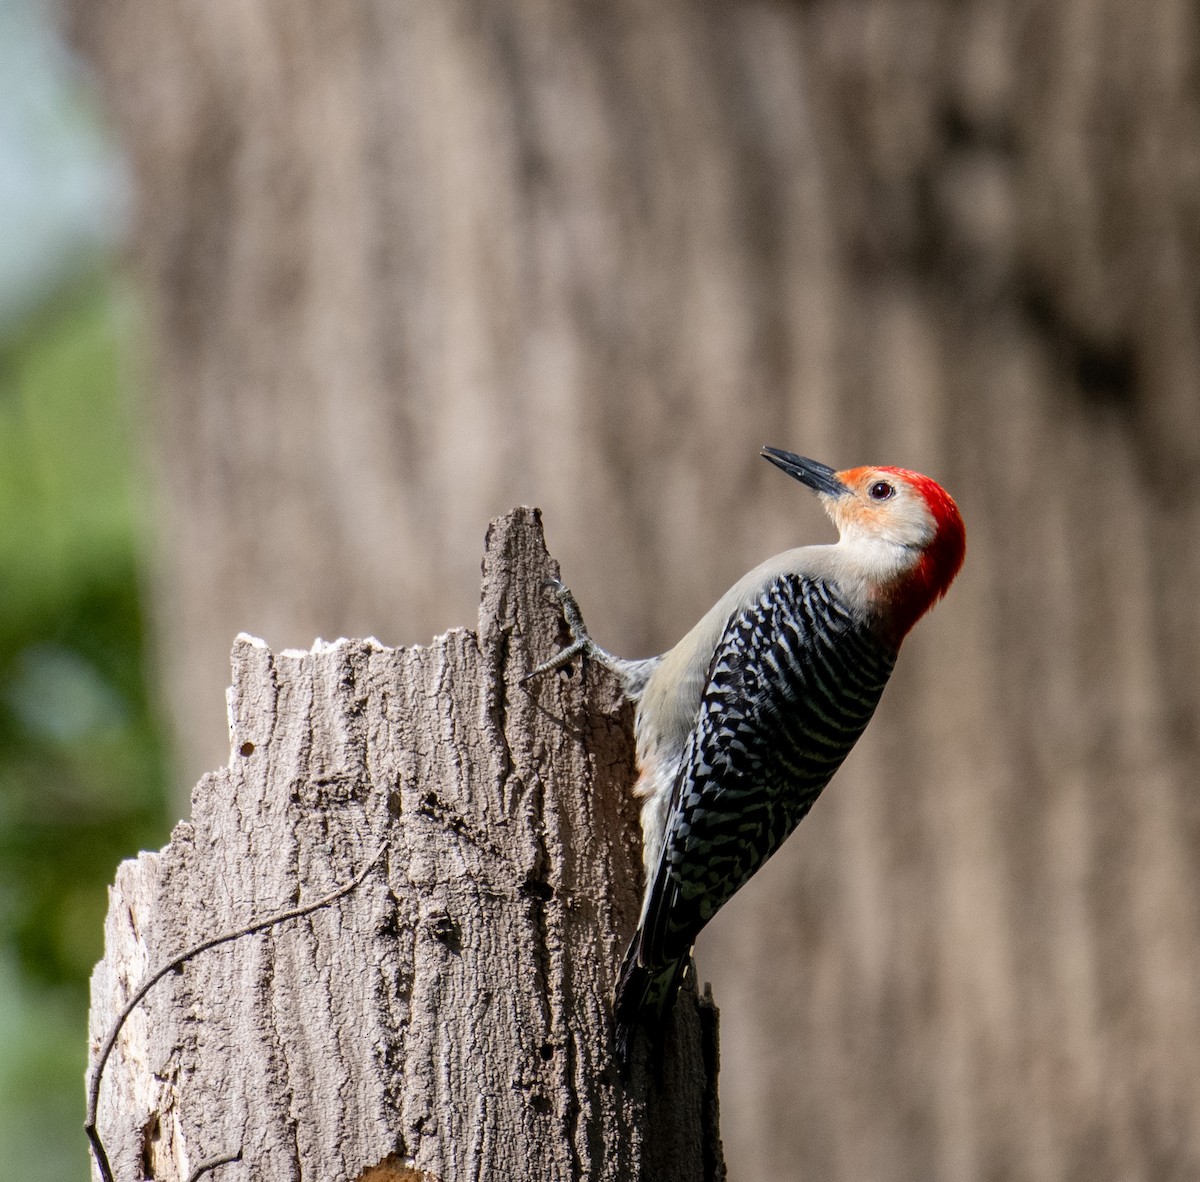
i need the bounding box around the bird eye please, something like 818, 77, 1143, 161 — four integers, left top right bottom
868, 480, 895, 501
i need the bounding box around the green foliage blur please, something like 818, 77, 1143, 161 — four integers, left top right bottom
0, 273, 170, 1179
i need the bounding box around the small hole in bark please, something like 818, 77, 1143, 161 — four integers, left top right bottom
530, 1094, 552, 1114
522, 876, 553, 902
428, 911, 460, 952
239, 740, 255, 756
539, 1042, 554, 1061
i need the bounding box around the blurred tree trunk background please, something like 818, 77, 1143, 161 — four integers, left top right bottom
68, 2, 1200, 1179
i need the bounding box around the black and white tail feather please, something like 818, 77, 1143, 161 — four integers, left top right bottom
613, 933, 688, 1073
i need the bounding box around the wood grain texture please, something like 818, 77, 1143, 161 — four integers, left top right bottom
87, 509, 724, 1182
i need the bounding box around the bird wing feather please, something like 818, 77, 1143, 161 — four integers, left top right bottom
637, 573, 895, 970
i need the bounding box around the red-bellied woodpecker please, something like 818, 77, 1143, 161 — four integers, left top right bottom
527, 446, 966, 1069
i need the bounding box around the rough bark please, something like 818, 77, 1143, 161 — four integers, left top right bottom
86, 508, 723, 1182
69, 2, 1200, 1180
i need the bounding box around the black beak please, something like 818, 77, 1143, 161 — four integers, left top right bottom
761, 446, 848, 497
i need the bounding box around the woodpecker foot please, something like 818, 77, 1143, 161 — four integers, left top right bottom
523, 577, 608, 682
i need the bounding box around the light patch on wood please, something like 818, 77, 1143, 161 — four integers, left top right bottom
355, 1154, 440, 1182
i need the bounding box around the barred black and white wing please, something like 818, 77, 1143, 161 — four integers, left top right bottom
615, 573, 895, 1063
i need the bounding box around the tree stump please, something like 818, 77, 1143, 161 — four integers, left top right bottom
86, 508, 723, 1182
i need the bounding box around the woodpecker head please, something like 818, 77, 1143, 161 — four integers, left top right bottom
762, 446, 966, 643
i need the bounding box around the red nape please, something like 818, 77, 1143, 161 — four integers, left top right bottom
878, 468, 966, 645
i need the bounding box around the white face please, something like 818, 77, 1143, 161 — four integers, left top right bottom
823, 467, 937, 554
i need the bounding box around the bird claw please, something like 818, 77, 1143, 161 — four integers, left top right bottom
523, 577, 594, 683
